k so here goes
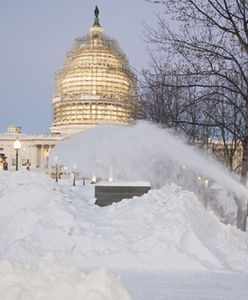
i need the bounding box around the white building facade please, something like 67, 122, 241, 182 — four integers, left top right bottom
0, 126, 61, 171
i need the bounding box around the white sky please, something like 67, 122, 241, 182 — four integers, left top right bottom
0, 0, 161, 134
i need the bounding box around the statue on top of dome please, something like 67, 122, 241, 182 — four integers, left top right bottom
93, 5, 101, 27
94, 6, 99, 18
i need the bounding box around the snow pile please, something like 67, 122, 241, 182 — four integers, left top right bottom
0, 171, 248, 273
0, 256, 131, 300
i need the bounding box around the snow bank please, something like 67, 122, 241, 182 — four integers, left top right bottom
0, 256, 131, 300
0, 171, 248, 273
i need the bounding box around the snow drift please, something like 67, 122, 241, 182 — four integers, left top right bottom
0, 256, 131, 300
0, 171, 248, 274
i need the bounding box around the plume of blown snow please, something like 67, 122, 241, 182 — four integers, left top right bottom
51, 122, 248, 203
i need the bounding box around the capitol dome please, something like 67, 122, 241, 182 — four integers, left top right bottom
50, 7, 138, 136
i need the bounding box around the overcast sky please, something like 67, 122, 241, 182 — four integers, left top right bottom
0, 0, 161, 134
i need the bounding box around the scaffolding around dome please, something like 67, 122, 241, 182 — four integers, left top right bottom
50, 15, 138, 136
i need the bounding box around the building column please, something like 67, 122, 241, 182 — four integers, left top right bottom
47, 145, 52, 170
44, 145, 49, 169
41, 145, 44, 169
30, 145, 36, 169
36, 145, 42, 168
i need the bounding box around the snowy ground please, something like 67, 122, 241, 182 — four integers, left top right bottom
0, 171, 248, 299
122, 272, 248, 300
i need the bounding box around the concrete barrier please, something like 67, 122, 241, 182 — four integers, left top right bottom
95, 181, 151, 206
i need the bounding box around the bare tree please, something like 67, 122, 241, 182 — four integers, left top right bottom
144, 0, 248, 180
141, 57, 242, 164
142, 0, 248, 230
207, 88, 244, 171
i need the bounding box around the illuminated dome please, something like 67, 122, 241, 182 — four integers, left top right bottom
50, 7, 138, 135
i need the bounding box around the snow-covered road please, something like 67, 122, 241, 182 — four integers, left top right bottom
122, 272, 248, 300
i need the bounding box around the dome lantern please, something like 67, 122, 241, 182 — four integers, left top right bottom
90, 5, 104, 37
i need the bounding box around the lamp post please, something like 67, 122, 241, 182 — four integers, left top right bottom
54, 156, 58, 182
14, 138, 21, 171
108, 165, 113, 182
73, 164, 77, 186
91, 174, 96, 184
73, 171, 76, 186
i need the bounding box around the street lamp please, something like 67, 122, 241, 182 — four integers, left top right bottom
73, 164, 77, 186
54, 156, 59, 182
204, 179, 209, 189
108, 165, 113, 182
14, 138, 21, 171
91, 174, 96, 184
